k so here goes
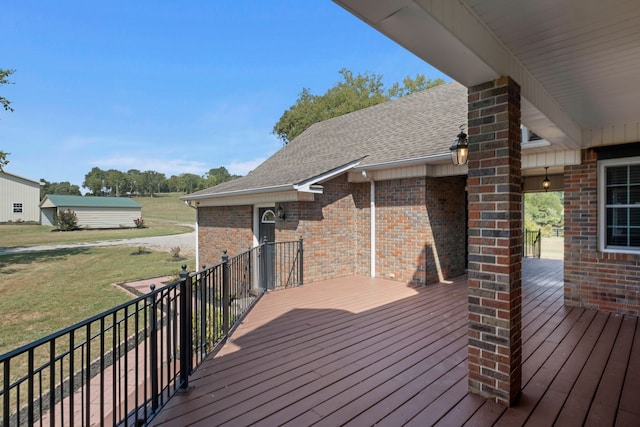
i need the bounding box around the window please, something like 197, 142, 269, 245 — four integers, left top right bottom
13, 203, 23, 213
261, 209, 276, 223
598, 157, 640, 252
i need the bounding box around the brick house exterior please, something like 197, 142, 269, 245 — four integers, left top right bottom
197, 173, 468, 285
564, 148, 640, 316
187, 82, 471, 286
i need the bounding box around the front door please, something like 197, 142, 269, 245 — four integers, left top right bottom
258, 208, 276, 289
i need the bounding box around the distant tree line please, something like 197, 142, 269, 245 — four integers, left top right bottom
41, 166, 240, 197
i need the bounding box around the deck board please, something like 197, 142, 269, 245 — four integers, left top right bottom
149, 259, 639, 427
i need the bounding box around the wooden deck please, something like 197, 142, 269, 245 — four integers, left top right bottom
149, 259, 640, 426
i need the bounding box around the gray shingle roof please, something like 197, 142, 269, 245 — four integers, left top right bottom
185, 81, 467, 199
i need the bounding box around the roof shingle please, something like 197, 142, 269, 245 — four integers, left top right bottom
186, 81, 467, 199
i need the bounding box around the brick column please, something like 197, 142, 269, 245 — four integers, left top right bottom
467, 76, 522, 406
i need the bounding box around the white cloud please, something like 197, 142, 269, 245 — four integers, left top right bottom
228, 158, 266, 176
92, 155, 208, 177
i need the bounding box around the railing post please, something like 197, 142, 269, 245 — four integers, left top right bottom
178, 264, 192, 392
222, 251, 230, 336
148, 284, 159, 412
261, 237, 268, 291
199, 265, 207, 358
299, 237, 304, 287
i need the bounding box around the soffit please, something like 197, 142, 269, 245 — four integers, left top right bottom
334, 0, 640, 148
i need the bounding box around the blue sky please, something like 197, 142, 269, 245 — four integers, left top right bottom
1, 1, 449, 190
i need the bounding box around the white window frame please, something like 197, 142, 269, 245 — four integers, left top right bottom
12, 203, 23, 213
598, 156, 640, 253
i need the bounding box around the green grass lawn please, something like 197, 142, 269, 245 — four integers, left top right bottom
0, 246, 195, 354
133, 192, 196, 223
0, 192, 197, 354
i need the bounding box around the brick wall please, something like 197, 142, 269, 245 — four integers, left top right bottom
197, 173, 467, 287
564, 149, 640, 316
426, 176, 468, 281
375, 176, 466, 285
276, 174, 361, 283
198, 205, 254, 267
467, 76, 522, 406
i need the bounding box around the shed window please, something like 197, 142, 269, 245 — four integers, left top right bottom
13, 203, 23, 213
598, 157, 640, 252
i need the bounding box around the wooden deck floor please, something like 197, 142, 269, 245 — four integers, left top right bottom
149, 259, 640, 426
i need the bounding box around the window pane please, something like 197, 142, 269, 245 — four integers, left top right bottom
630, 185, 640, 204
608, 207, 628, 227
631, 165, 640, 184
608, 227, 628, 246
631, 228, 640, 247
608, 187, 628, 204
631, 208, 640, 226
607, 166, 627, 185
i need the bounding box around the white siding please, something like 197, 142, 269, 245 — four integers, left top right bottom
67, 207, 142, 229
41, 208, 56, 226
0, 173, 41, 223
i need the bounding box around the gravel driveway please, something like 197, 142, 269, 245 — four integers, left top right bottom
0, 226, 197, 256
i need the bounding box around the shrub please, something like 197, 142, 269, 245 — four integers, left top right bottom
170, 246, 181, 259
133, 217, 144, 228
55, 209, 78, 231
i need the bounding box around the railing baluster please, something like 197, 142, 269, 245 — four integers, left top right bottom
99, 318, 104, 427
49, 339, 55, 427
149, 286, 159, 413
4, 356, 10, 427
222, 252, 230, 336
111, 312, 117, 425
28, 348, 34, 426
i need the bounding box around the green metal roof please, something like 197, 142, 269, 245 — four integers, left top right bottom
42, 195, 142, 208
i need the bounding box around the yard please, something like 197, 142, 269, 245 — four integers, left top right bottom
0, 193, 196, 354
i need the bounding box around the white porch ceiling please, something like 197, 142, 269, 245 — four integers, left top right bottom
334, 0, 640, 150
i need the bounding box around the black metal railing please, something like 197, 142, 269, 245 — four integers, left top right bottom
0, 239, 303, 427
524, 229, 541, 258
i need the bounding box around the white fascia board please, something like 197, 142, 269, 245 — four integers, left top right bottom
193, 190, 315, 207
181, 184, 296, 202
355, 153, 451, 171
297, 158, 364, 187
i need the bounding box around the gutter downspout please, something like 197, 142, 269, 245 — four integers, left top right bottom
362, 170, 375, 278
185, 200, 199, 271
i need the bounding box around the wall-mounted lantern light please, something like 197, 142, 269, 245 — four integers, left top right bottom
450, 125, 469, 166
542, 167, 551, 192
276, 205, 286, 220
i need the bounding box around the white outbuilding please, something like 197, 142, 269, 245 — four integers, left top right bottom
40, 195, 142, 229
0, 171, 43, 223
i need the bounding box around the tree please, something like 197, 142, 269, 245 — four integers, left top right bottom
41, 180, 81, 198
0, 68, 14, 112
204, 166, 240, 188
1, 68, 15, 172
0, 151, 8, 172
104, 169, 127, 197
83, 167, 106, 195
273, 68, 445, 144
176, 173, 202, 193
524, 191, 564, 236
140, 170, 166, 196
